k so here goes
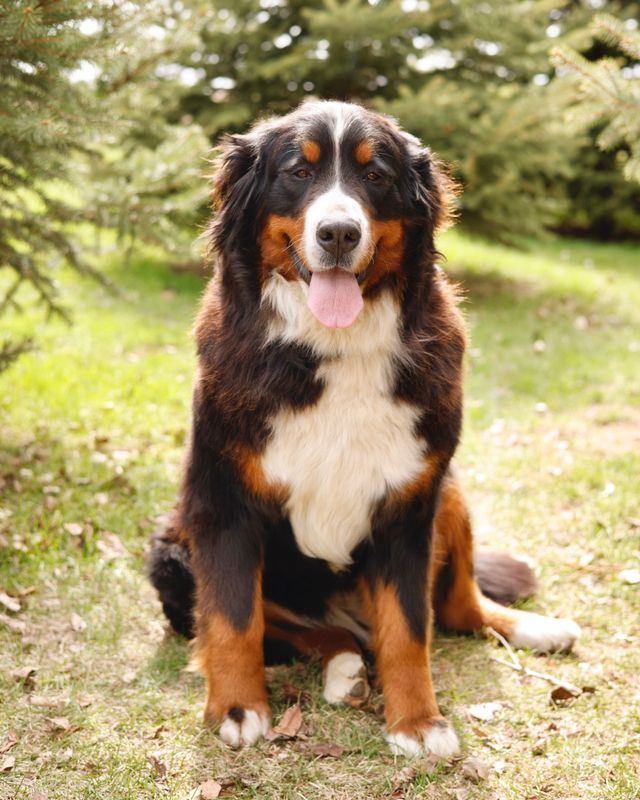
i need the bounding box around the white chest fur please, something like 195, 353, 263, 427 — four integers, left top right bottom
260, 275, 427, 568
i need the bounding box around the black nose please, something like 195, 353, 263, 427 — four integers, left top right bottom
316, 220, 361, 259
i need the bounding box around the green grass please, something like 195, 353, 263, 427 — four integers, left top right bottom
1, 232, 639, 799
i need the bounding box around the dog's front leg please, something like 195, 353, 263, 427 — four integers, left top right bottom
187, 500, 270, 748
366, 482, 461, 760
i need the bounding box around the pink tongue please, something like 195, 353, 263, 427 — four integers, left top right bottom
307, 268, 364, 329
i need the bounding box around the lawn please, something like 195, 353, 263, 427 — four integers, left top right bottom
1, 232, 639, 800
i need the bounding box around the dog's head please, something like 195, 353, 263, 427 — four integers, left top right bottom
210, 100, 456, 328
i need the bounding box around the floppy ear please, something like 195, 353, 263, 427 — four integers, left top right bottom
403, 134, 459, 235
209, 133, 263, 255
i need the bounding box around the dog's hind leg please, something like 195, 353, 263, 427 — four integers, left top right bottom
432, 473, 580, 654
264, 603, 370, 706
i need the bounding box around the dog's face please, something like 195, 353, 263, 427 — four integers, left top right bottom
211, 101, 454, 328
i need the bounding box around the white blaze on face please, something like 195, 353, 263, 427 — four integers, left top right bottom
301, 104, 372, 273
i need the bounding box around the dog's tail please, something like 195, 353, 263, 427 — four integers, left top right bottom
147, 514, 195, 638
474, 550, 537, 606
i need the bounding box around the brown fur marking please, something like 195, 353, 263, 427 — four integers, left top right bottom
260, 213, 306, 282
355, 140, 374, 164
369, 582, 441, 735
302, 140, 321, 163
233, 446, 288, 504
195, 572, 269, 724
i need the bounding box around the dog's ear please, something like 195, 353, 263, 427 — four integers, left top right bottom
209, 132, 263, 254
402, 133, 458, 235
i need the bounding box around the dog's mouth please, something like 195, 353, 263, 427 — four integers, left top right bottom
284, 238, 373, 329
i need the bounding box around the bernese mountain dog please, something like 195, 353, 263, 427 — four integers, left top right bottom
149, 100, 580, 758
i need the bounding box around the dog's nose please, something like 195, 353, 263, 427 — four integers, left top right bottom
316, 220, 361, 259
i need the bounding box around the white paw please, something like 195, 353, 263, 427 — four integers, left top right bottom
387, 720, 461, 760
219, 708, 270, 749
323, 651, 370, 705
510, 613, 581, 654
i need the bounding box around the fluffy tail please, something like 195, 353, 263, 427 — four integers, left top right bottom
147, 516, 195, 638
474, 550, 537, 606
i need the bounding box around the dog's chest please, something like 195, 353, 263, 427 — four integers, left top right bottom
261, 341, 426, 568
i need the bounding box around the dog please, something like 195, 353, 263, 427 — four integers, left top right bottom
149, 100, 580, 758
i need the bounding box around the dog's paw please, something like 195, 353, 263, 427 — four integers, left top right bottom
218, 706, 271, 749
509, 613, 581, 654
323, 651, 370, 705
386, 718, 460, 760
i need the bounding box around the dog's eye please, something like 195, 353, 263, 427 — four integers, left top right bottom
293, 168, 311, 179
365, 171, 381, 182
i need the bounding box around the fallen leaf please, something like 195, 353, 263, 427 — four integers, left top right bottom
192, 780, 222, 799
31, 792, 49, 800
28, 694, 69, 709
0, 613, 26, 633
307, 742, 344, 758
96, 531, 128, 560
70, 612, 86, 633
550, 685, 581, 705
282, 682, 310, 706
467, 701, 504, 721
0, 755, 15, 772
0, 591, 20, 612
532, 736, 546, 755
391, 766, 417, 797
269, 704, 303, 739
10, 665, 37, 686
63, 523, 83, 537
75, 693, 93, 708
461, 756, 490, 782
0, 731, 18, 754
448, 788, 469, 800
146, 753, 167, 778
618, 568, 640, 585
46, 716, 70, 732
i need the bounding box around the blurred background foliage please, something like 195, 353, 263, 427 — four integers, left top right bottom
1, 0, 639, 370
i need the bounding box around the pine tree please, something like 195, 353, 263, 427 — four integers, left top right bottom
162, 0, 600, 240
0, 1, 210, 372
0, 1, 107, 370
552, 13, 640, 183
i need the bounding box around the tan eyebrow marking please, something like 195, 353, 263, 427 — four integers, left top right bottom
302, 140, 321, 163
355, 140, 374, 164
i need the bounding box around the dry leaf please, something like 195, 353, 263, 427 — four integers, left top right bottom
75, 693, 93, 708
31, 792, 49, 800
448, 788, 469, 800
0, 591, 20, 612
146, 753, 167, 778
282, 682, 310, 706
532, 736, 546, 755
391, 766, 417, 797
191, 780, 222, 799
46, 716, 70, 732
97, 532, 128, 560
0, 612, 26, 633
28, 694, 68, 708
550, 686, 581, 705
0, 732, 18, 754
618, 568, 640, 585
461, 757, 490, 782
11, 665, 37, 686
0, 755, 15, 772
70, 612, 86, 633
307, 742, 344, 758
269, 704, 303, 739
63, 523, 83, 537
467, 701, 504, 721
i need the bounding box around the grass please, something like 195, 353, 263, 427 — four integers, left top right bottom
1, 232, 639, 800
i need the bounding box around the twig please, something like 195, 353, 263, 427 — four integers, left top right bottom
486, 626, 582, 694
